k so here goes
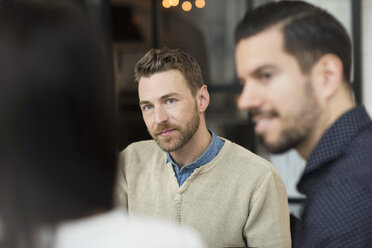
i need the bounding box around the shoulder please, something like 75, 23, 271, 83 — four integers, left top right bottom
336, 108, 372, 164
220, 138, 276, 172
214, 138, 281, 183
118, 140, 165, 170
55, 209, 205, 248
123, 140, 159, 153
338, 122, 372, 171
121, 140, 162, 159
349, 121, 372, 152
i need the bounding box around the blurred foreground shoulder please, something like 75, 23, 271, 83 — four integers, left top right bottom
54, 209, 205, 248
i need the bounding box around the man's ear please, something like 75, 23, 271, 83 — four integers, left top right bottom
311, 53, 344, 101
196, 85, 210, 113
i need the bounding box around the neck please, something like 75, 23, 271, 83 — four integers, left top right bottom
297, 120, 328, 160
297, 86, 356, 160
170, 119, 211, 168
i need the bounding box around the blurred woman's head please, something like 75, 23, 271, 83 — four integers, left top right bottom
0, 1, 116, 246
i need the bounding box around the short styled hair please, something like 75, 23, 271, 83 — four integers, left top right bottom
235, 1, 352, 83
134, 47, 204, 96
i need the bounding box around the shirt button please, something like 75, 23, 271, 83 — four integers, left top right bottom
174, 193, 182, 203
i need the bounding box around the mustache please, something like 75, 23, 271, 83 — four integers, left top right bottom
249, 108, 278, 120
154, 124, 177, 135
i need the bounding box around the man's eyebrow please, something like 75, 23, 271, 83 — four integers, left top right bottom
160, 93, 179, 100
251, 64, 278, 75
139, 93, 180, 106
139, 100, 150, 106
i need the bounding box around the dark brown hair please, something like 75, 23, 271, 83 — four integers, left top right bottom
134, 47, 204, 95
235, 1, 352, 83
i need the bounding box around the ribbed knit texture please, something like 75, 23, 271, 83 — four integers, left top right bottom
115, 139, 291, 248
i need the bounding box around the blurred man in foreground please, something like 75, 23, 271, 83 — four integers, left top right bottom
235, 1, 372, 247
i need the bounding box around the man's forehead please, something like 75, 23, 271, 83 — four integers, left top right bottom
138, 70, 186, 86
237, 27, 284, 54
236, 28, 291, 72
138, 70, 191, 100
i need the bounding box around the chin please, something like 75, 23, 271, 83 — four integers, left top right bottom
261, 137, 292, 154
157, 140, 178, 152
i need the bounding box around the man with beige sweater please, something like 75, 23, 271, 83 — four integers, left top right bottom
115, 47, 291, 247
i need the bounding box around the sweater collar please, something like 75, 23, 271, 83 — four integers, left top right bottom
165, 130, 224, 170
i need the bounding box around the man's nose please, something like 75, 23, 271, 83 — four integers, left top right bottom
154, 106, 169, 124
237, 82, 262, 110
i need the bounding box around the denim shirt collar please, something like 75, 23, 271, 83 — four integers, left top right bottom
166, 130, 223, 172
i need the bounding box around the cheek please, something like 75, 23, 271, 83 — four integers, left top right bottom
142, 114, 153, 128
270, 83, 300, 108
178, 106, 195, 120
166, 105, 185, 118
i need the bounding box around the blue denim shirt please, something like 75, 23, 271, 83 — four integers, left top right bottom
166, 130, 225, 186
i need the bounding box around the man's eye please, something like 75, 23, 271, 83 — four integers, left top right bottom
261, 72, 272, 80
143, 105, 152, 111
166, 99, 175, 104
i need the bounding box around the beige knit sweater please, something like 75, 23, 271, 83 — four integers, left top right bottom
115, 139, 291, 248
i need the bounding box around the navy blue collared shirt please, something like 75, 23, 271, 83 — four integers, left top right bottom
166, 130, 224, 186
293, 106, 372, 247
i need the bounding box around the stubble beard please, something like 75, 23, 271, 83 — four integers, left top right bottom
260, 81, 321, 154
151, 105, 200, 152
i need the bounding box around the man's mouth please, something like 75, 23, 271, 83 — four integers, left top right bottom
251, 110, 278, 134
156, 129, 176, 138
254, 117, 272, 133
